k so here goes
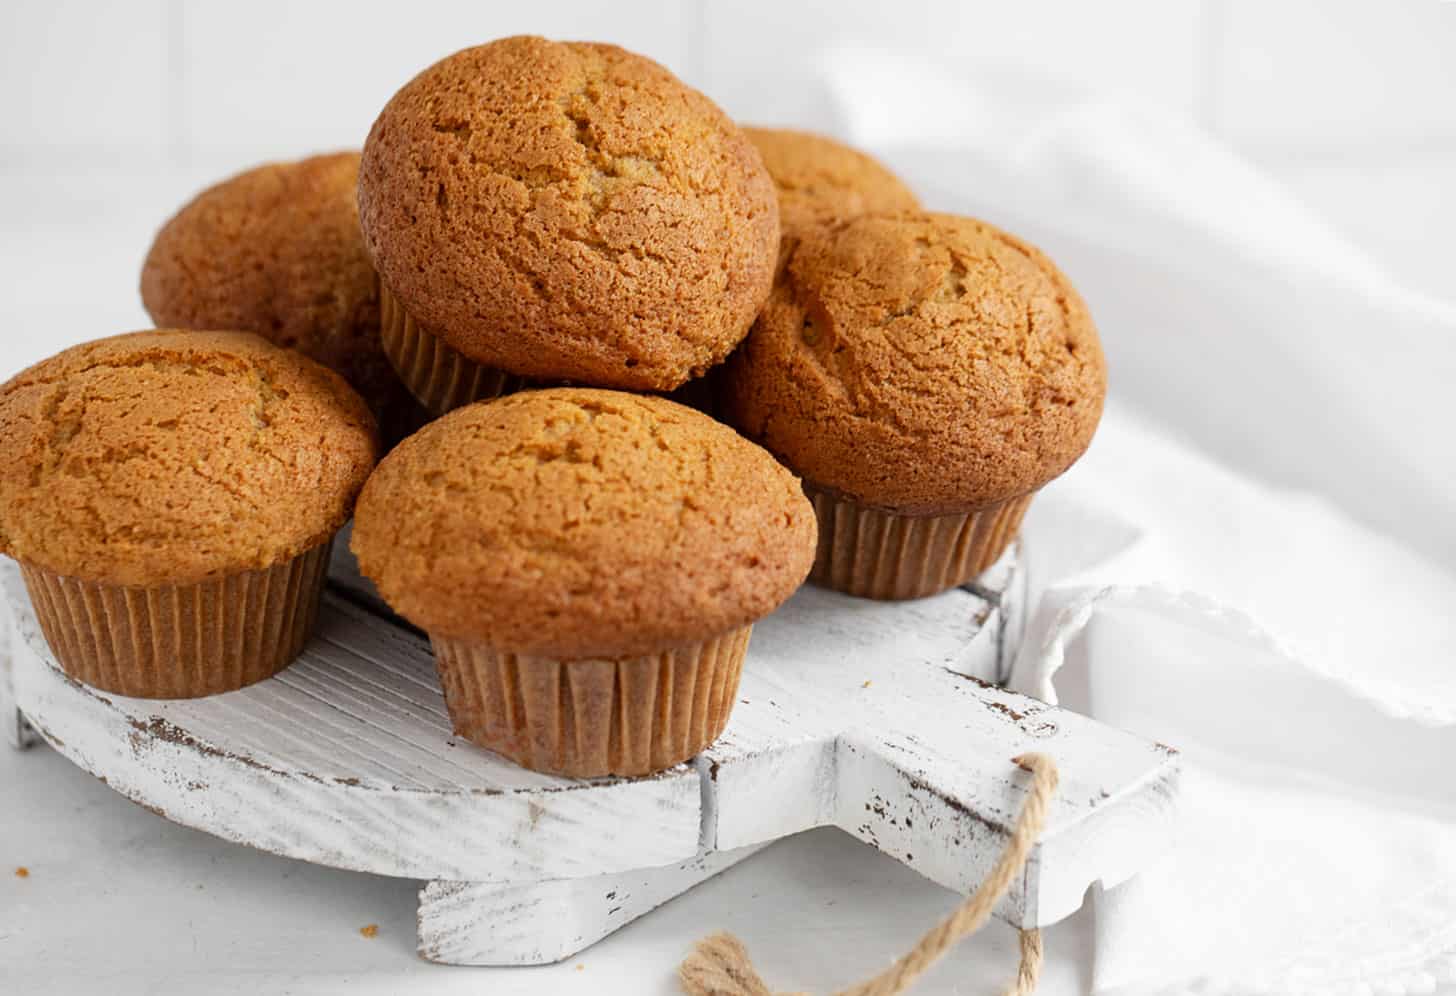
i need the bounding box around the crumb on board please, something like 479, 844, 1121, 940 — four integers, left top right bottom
576, 963, 585, 972
359, 924, 379, 939
862, 680, 872, 688
15, 867, 30, 878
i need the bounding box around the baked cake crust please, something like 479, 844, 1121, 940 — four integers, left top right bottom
358, 36, 779, 391
723, 212, 1106, 514
141, 152, 413, 430
352, 388, 816, 655
0, 330, 378, 585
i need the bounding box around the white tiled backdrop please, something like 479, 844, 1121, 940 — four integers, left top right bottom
1, 0, 1453, 304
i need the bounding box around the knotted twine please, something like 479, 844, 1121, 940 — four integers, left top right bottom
679, 753, 1060, 996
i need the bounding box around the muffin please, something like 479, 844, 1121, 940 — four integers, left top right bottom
722, 212, 1105, 600
358, 36, 779, 414
351, 388, 815, 777
0, 330, 378, 697
140, 151, 420, 443
744, 126, 919, 264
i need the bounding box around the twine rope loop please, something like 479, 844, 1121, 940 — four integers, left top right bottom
679, 753, 1060, 996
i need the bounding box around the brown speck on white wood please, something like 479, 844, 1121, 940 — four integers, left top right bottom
1, 541, 1180, 966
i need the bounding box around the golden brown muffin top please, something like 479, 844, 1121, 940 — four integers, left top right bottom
745, 127, 919, 246
0, 330, 378, 586
723, 212, 1105, 514
140, 152, 417, 440
351, 388, 816, 656
358, 36, 779, 392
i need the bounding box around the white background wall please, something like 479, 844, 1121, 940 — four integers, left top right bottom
2, 0, 1453, 300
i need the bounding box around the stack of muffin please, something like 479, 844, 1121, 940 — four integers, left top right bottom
0, 36, 1104, 778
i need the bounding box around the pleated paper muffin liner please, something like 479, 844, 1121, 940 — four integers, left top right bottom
19, 540, 332, 699
431, 625, 753, 778
806, 485, 1033, 600
379, 282, 526, 415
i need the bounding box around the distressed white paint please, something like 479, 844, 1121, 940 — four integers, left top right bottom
418, 845, 768, 966
703, 564, 1178, 929
2, 543, 1179, 966
2, 610, 35, 749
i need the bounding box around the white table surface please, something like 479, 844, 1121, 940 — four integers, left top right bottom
0, 163, 1095, 995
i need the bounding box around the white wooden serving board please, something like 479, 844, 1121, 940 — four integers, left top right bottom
0, 542, 1180, 967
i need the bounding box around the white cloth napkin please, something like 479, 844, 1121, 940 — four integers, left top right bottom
807, 43, 1456, 995
1016, 409, 1456, 994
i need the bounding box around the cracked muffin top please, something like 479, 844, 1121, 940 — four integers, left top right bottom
358, 36, 779, 392
141, 152, 417, 440
351, 388, 816, 655
744, 127, 919, 251
0, 330, 378, 585
722, 212, 1105, 514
